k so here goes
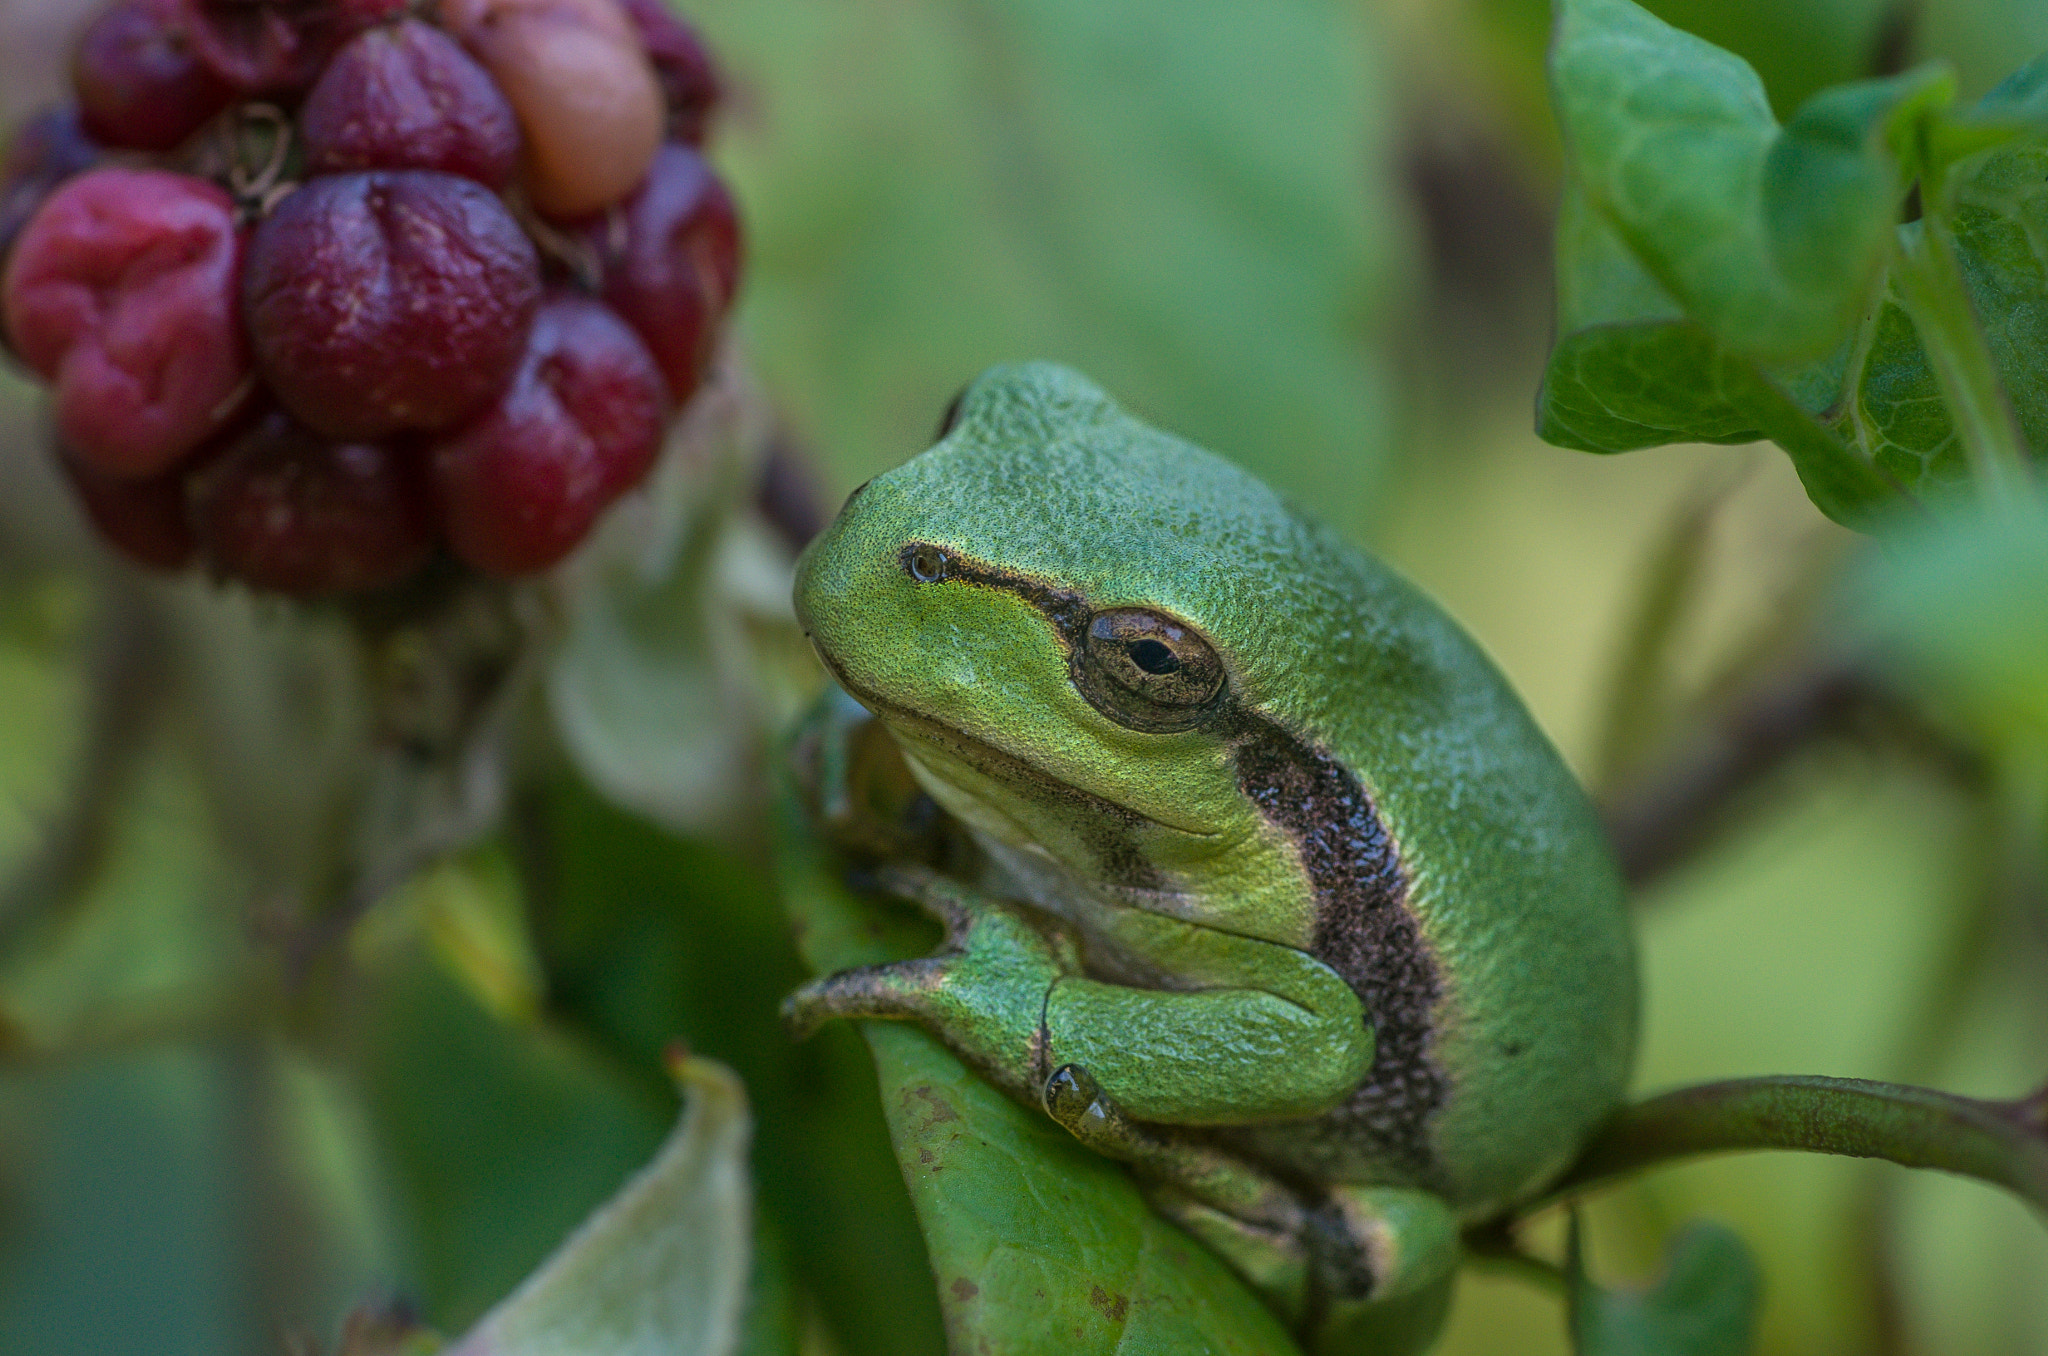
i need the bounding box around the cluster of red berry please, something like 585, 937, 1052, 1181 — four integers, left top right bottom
0, 0, 740, 595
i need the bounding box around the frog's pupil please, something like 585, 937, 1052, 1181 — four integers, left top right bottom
1128, 639, 1180, 675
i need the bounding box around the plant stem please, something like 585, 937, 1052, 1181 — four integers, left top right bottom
1531, 1075, 2048, 1214
1890, 202, 2036, 507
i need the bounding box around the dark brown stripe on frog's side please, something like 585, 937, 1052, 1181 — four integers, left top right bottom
1226, 718, 1447, 1183
898, 542, 1450, 1174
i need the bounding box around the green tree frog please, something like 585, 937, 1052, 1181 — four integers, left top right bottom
786, 363, 1636, 1349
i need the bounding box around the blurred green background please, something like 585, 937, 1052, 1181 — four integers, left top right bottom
0, 0, 2044, 1353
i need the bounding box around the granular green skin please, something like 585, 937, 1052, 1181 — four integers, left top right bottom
789, 362, 1637, 1312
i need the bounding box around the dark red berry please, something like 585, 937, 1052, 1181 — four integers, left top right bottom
60, 444, 199, 570
0, 107, 100, 287
300, 19, 520, 188
243, 170, 541, 441
431, 293, 667, 576
72, 0, 234, 152
582, 143, 739, 406
4, 167, 249, 478
616, 0, 719, 144
190, 407, 436, 595
175, 0, 405, 96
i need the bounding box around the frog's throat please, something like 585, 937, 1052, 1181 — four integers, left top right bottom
854, 683, 1219, 844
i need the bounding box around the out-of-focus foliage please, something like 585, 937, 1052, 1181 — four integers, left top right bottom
0, 1, 2045, 1356
1846, 495, 2048, 779
1568, 1219, 1759, 1356
688, 0, 1403, 534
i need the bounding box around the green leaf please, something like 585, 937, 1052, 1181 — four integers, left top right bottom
1536, 187, 1895, 526
447, 1055, 754, 1356
1837, 111, 2048, 498
1551, 0, 1949, 364
355, 950, 675, 1331
535, 773, 944, 1356
1568, 1217, 1760, 1356
1538, 0, 1960, 526
772, 707, 1300, 1356
687, 0, 1399, 534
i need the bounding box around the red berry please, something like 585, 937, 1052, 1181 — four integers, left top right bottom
72, 0, 234, 152
300, 19, 521, 188
60, 444, 199, 570
431, 293, 667, 576
190, 407, 436, 595
175, 0, 405, 96
3, 167, 249, 478
616, 0, 719, 144
242, 170, 541, 441
583, 142, 740, 405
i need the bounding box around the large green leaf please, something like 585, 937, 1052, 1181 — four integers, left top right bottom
1551, 0, 1948, 365
772, 706, 1300, 1356
1568, 1218, 1760, 1356
1539, 0, 1952, 526
687, 0, 1398, 533
1538, 0, 2048, 524
1537, 183, 1892, 525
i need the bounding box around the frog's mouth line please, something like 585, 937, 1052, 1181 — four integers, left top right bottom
807, 640, 1220, 843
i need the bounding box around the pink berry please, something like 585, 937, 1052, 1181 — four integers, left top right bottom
60, 444, 199, 570
72, 0, 234, 152
431, 293, 667, 576
242, 170, 541, 441
441, 0, 665, 218
583, 142, 740, 405
3, 167, 249, 478
616, 0, 719, 144
300, 19, 521, 188
190, 407, 436, 595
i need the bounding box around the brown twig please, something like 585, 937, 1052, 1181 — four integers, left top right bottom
1599, 660, 1984, 891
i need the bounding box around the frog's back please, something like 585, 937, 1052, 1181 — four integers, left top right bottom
1229, 517, 1637, 1213
926, 364, 1637, 1212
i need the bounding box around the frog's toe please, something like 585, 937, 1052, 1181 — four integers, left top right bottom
1043, 1063, 1134, 1148
781, 958, 949, 1037
870, 863, 975, 940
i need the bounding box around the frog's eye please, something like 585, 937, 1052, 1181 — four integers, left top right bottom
905, 543, 950, 583
1075, 609, 1225, 732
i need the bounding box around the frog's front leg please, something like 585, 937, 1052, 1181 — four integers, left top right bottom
787, 866, 1458, 1343
782, 864, 1077, 1103
783, 864, 1375, 1124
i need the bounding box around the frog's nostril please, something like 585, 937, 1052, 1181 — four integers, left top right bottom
840, 478, 873, 513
